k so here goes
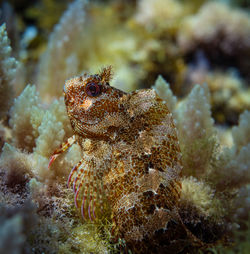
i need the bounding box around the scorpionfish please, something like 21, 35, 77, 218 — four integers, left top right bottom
49, 66, 185, 253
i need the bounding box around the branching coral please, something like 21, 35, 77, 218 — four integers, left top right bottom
209, 110, 250, 191
152, 75, 177, 113
135, 0, 185, 30
37, 0, 143, 101
0, 214, 25, 254
186, 67, 250, 124
151, 75, 249, 249
178, 2, 250, 55
178, 2, 250, 81
0, 142, 108, 254
37, 0, 186, 102
8, 84, 80, 181
180, 176, 222, 218
0, 24, 19, 119
33, 97, 74, 180
176, 83, 216, 178
37, 0, 87, 102
9, 85, 43, 152
0, 0, 249, 253
0, 201, 38, 254
232, 110, 250, 150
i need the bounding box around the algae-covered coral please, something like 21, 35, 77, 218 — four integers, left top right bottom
0, 0, 250, 253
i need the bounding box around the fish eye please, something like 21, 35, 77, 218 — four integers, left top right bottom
85, 82, 102, 97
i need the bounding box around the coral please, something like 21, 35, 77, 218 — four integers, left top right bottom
135, 0, 184, 30
185, 67, 250, 124
0, 24, 19, 119
232, 110, 250, 151
37, 0, 87, 102
0, 0, 249, 253
37, 0, 174, 101
178, 2, 250, 79
178, 2, 250, 54
216, 126, 233, 147
8, 84, 79, 181
26, 0, 73, 33
33, 97, 73, 180
9, 85, 44, 152
0, 214, 25, 254
0, 201, 38, 254
175, 83, 216, 177
180, 177, 222, 218
0, 2, 20, 52
152, 75, 177, 113
0, 143, 32, 193
207, 111, 250, 191
0, 142, 110, 254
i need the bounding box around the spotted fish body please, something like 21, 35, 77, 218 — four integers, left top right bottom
49, 67, 183, 252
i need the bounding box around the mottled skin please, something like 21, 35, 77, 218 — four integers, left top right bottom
49, 67, 186, 253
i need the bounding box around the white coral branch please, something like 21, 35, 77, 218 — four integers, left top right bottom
9, 85, 43, 152
152, 75, 177, 113
176, 84, 216, 177
37, 0, 87, 102
232, 110, 250, 151
0, 24, 19, 119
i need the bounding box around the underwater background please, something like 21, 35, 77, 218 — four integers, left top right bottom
0, 0, 250, 253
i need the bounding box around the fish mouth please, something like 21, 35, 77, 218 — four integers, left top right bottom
74, 121, 108, 140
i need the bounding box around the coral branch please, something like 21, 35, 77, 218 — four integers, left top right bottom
0, 24, 19, 119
